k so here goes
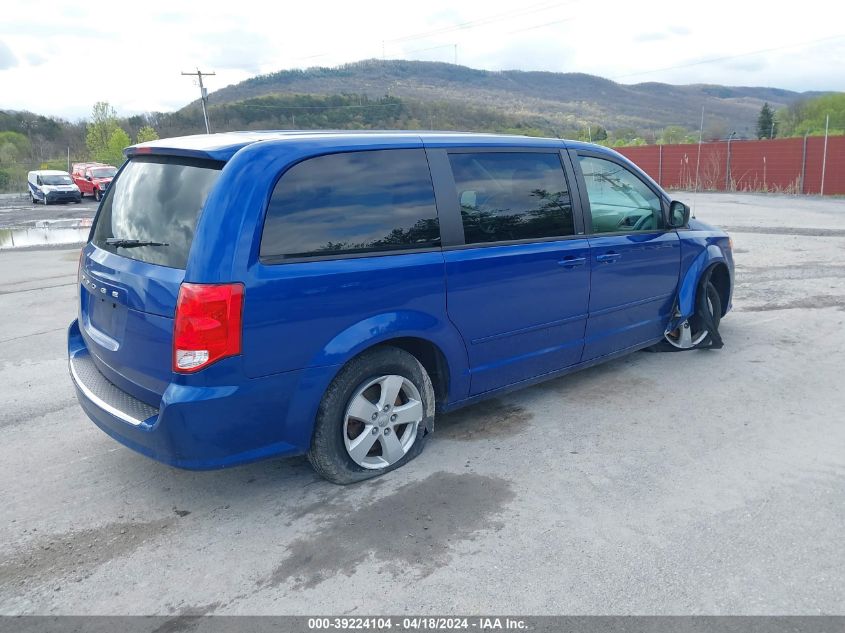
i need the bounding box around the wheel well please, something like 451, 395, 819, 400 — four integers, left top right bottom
707, 263, 731, 316
376, 337, 450, 409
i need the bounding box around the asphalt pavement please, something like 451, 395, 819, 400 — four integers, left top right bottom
1, 192, 843, 615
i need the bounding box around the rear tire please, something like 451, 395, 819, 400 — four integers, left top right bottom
307, 346, 435, 485
94, 188, 102, 202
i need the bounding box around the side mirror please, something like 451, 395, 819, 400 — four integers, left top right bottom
668, 200, 690, 228
86, 175, 92, 181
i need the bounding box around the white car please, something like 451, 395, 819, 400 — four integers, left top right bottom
27, 170, 82, 205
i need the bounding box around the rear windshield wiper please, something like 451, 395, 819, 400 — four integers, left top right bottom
105, 238, 169, 248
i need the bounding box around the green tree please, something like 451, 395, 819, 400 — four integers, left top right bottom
0, 131, 31, 161
102, 128, 131, 167
86, 102, 120, 161
757, 102, 775, 139
136, 125, 159, 143
0, 131, 32, 193
775, 101, 805, 137
658, 125, 689, 144
776, 94, 845, 137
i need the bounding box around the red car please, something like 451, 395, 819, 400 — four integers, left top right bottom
72, 162, 117, 201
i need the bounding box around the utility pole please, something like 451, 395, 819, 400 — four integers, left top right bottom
725, 131, 737, 191
820, 114, 829, 196
181, 68, 216, 134
694, 107, 704, 194
800, 133, 808, 194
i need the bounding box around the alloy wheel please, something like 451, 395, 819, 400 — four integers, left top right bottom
343, 374, 423, 470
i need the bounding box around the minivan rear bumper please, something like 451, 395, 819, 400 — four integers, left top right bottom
68, 319, 336, 469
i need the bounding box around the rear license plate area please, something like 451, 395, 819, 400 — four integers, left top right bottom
86, 288, 128, 341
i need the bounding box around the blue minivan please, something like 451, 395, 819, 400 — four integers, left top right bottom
69, 131, 733, 484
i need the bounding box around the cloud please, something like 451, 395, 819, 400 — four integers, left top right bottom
634, 32, 668, 42
634, 25, 692, 43
26, 52, 46, 66
723, 58, 768, 72
0, 40, 18, 70
195, 30, 275, 74
0, 0, 841, 118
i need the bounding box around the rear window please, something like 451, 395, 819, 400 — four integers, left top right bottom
260, 149, 440, 261
91, 156, 222, 269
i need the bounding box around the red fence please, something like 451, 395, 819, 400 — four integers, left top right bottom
616, 136, 845, 195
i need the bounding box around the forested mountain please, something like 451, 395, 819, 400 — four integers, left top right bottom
0, 58, 832, 192
200, 59, 821, 135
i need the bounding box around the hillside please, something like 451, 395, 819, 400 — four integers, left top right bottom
201, 59, 821, 135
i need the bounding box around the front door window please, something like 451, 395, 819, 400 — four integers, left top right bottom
579, 156, 664, 233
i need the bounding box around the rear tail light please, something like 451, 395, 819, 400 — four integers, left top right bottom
173, 283, 244, 373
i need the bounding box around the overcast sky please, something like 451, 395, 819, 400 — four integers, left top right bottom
1, 0, 843, 120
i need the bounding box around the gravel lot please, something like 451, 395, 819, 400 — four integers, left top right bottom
0, 192, 843, 615
0, 197, 99, 228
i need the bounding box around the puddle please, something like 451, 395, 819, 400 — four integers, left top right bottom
262, 471, 515, 590
0, 219, 91, 249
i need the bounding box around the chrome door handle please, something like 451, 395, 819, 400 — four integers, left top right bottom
557, 256, 586, 269
596, 252, 622, 263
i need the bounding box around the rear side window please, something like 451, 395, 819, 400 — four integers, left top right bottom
91, 156, 222, 269
448, 152, 574, 244
260, 149, 440, 261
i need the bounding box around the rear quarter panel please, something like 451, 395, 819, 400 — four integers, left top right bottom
242, 252, 466, 379
186, 136, 471, 401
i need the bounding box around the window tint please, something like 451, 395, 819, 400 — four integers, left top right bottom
448, 152, 574, 244
578, 156, 664, 233
260, 149, 440, 261
91, 156, 222, 269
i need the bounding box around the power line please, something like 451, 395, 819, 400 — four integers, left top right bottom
612, 34, 845, 80
384, 1, 566, 44
215, 102, 403, 111
506, 16, 574, 35
181, 68, 216, 133
292, 2, 572, 65
404, 42, 458, 56
405, 15, 577, 58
